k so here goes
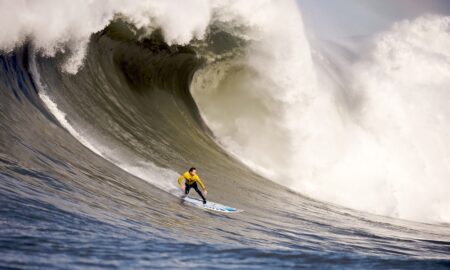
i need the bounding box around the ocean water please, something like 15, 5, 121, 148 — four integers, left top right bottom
1, 1, 450, 269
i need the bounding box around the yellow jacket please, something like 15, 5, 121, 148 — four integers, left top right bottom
178, 171, 206, 190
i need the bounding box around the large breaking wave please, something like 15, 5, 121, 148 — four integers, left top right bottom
2, 1, 450, 268
2, 0, 450, 224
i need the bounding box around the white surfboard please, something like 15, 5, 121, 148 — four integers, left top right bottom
183, 196, 241, 213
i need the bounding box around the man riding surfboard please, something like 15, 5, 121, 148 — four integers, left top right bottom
178, 167, 207, 204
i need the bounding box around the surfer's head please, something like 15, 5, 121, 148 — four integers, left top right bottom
189, 167, 197, 176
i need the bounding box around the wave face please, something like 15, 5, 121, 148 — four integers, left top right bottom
1, 1, 450, 268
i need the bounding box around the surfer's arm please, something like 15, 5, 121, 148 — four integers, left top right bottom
177, 175, 185, 188
197, 177, 206, 191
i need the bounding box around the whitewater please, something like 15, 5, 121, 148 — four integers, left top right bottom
1, 0, 449, 269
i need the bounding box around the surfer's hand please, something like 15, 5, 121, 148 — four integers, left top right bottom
203, 190, 207, 196
181, 185, 185, 191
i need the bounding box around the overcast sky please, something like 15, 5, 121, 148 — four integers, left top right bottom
297, 0, 450, 38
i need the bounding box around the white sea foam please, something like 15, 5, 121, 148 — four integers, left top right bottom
29, 54, 104, 157
193, 14, 450, 223
30, 53, 180, 195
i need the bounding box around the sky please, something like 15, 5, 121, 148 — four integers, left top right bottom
297, 0, 450, 38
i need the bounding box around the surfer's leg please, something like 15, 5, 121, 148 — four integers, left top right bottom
193, 183, 207, 204
185, 183, 191, 195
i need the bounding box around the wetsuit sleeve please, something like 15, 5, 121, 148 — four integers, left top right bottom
177, 174, 185, 186
196, 177, 206, 190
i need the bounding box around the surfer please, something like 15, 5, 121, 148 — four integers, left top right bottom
178, 167, 207, 204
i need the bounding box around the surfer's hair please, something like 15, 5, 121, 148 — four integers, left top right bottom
189, 167, 196, 172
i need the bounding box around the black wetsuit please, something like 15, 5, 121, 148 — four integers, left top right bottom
185, 182, 207, 204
